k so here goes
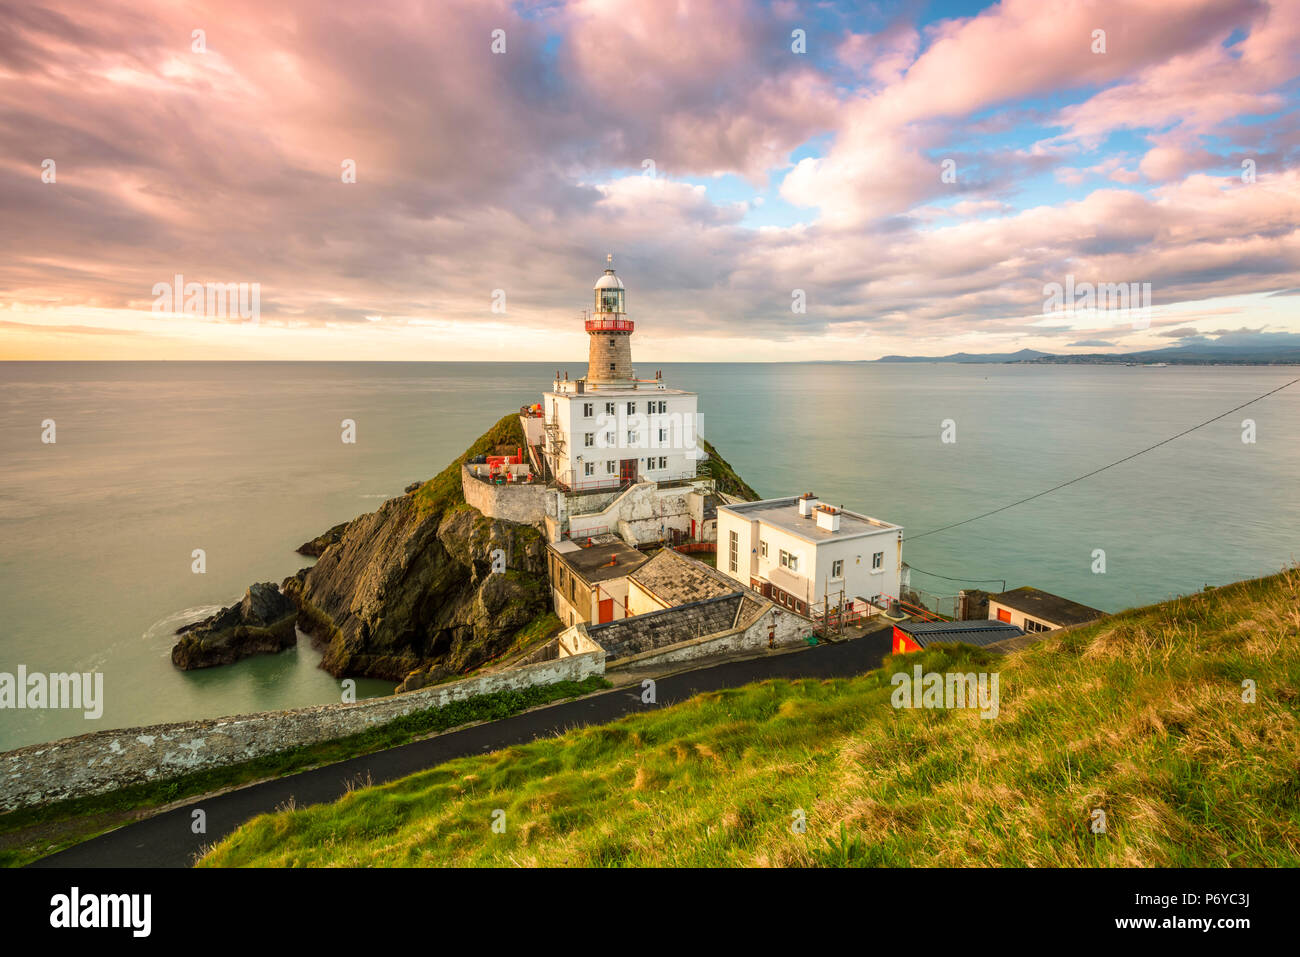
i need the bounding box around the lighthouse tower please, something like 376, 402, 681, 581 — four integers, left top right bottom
587, 254, 634, 385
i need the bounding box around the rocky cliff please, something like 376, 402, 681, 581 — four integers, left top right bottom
290, 413, 552, 686
171, 582, 298, 669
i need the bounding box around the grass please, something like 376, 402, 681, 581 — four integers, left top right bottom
411, 412, 527, 517
1, 674, 609, 868
200, 568, 1300, 867
698, 437, 760, 501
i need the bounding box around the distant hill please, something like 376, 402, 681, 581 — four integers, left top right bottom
875, 348, 1051, 363
873, 340, 1300, 365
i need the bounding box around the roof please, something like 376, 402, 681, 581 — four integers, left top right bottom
989, 586, 1105, 627
594, 270, 624, 290
717, 496, 901, 544
628, 548, 738, 608
549, 540, 649, 585
895, 619, 1024, 648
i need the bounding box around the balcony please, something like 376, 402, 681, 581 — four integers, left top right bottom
585, 317, 634, 333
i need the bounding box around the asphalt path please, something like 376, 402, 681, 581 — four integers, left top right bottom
32, 629, 891, 868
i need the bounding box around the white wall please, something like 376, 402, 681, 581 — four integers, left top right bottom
546, 390, 700, 487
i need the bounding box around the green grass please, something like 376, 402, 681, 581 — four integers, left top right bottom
411, 412, 527, 517
201, 568, 1300, 867
698, 437, 760, 501
1, 674, 609, 868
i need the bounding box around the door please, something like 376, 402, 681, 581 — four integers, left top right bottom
619, 458, 637, 484
598, 597, 614, 623
996, 607, 1011, 623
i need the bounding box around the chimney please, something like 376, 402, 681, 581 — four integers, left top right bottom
816, 504, 841, 532
797, 492, 819, 517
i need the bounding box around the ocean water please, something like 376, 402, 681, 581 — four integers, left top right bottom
1, 360, 1298, 750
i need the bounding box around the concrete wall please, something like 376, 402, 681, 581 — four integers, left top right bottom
0, 642, 604, 813
569, 481, 699, 545
461, 465, 554, 527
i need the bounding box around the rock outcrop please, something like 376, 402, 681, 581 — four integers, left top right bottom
171, 582, 298, 670
295, 521, 349, 557
289, 413, 553, 685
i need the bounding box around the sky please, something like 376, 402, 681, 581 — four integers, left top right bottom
1, 0, 1298, 361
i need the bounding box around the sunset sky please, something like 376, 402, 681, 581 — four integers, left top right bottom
2, 0, 1298, 361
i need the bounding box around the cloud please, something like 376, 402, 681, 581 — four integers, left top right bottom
1069, 339, 1117, 347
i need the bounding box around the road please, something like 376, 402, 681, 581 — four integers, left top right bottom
32, 629, 892, 868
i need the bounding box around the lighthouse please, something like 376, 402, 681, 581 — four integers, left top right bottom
587, 254, 634, 384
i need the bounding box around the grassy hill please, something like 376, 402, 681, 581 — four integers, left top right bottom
199, 568, 1300, 867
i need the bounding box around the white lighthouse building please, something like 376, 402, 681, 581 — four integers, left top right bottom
511, 256, 719, 547
541, 257, 701, 491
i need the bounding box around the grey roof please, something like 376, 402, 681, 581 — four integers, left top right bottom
550, 540, 649, 585
588, 592, 744, 661
628, 548, 738, 608
717, 496, 900, 543
896, 619, 1024, 648
990, 587, 1105, 627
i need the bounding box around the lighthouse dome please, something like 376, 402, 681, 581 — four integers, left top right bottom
593, 256, 626, 314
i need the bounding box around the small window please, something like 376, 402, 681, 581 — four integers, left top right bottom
606, 461, 616, 474
627, 431, 638, 444
831, 559, 843, 578
584, 462, 594, 476
583, 403, 593, 417
658, 428, 667, 442
760, 540, 768, 558
1024, 618, 1051, 633
658, 456, 666, 469
627, 402, 636, 414
605, 431, 615, 445
609, 362, 616, 371
584, 433, 594, 447
728, 530, 739, 573
605, 402, 615, 414
872, 551, 884, 570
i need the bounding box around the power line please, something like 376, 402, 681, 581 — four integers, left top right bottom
904, 376, 1299, 545
903, 563, 1006, 591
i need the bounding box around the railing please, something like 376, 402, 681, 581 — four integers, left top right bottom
585, 317, 634, 333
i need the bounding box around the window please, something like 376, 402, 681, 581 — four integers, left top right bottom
645, 457, 655, 470
609, 362, 616, 371
606, 461, 616, 474
760, 540, 768, 558
584, 433, 594, 447
583, 403, 593, 417
627, 430, 638, 444
627, 401, 636, 414
779, 549, 799, 572
831, 559, 843, 579
605, 402, 615, 415
658, 428, 667, 443
605, 431, 615, 446
584, 462, 595, 477
659, 400, 668, 413
872, 551, 884, 570
1024, 618, 1051, 633
728, 530, 739, 573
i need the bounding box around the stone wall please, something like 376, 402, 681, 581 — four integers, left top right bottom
0, 642, 604, 813
461, 465, 554, 527
605, 601, 813, 670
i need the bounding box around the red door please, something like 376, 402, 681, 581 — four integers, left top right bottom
620, 458, 637, 484
996, 608, 1011, 623
691, 519, 697, 539
598, 598, 614, 623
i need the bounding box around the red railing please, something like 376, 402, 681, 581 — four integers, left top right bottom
585, 317, 634, 333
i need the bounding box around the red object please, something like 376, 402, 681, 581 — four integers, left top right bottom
996, 608, 1012, 623
892, 626, 922, 654
598, 598, 614, 623
585, 317, 634, 333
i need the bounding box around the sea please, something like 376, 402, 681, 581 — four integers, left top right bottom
1, 360, 1297, 751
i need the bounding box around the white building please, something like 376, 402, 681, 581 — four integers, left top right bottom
715, 493, 903, 617
509, 257, 718, 547
540, 256, 701, 491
